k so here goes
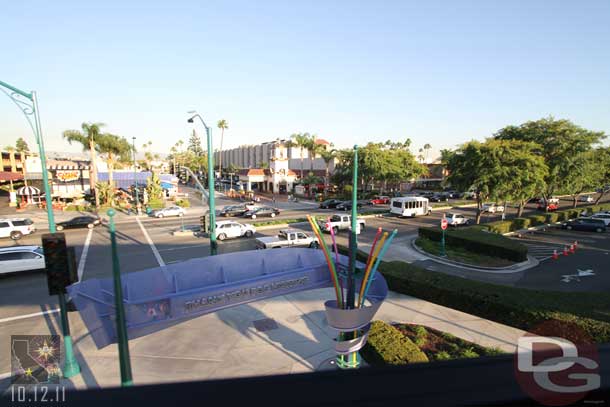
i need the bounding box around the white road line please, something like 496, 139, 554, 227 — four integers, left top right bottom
136, 216, 165, 268
0, 309, 60, 324
77, 228, 93, 281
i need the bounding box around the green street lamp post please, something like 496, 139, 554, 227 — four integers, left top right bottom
0, 79, 81, 378
132, 137, 139, 209
187, 112, 217, 255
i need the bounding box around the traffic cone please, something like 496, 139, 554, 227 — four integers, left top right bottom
563, 246, 569, 256
552, 249, 558, 260
574, 240, 578, 249
569, 244, 575, 254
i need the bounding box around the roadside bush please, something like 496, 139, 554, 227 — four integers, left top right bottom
64, 205, 91, 211
360, 321, 429, 366
419, 226, 527, 262
175, 198, 190, 208
545, 212, 559, 223
513, 217, 531, 230
379, 261, 610, 343
147, 199, 164, 209
484, 221, 512, 234
528, 214, 547, 226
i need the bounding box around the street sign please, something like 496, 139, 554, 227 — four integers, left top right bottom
441, 218, 448, 230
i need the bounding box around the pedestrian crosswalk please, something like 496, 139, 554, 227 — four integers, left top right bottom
510, 239, 567, 262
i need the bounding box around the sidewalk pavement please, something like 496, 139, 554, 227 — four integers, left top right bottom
1, 287, 525, 390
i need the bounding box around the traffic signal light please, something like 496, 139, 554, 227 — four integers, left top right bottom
200, 213, 210, 233
42, 233, 78, 295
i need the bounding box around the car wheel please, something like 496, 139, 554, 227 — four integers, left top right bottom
87, 223, 94, 229
310, 241, 319, 249
218, 233, 227, 241
178, 212, 184, 217
596, 227, 603, 233
270, 212, 276, 218
333, 226, 339, 235
360, 223, 365, 230
567, 225, 573, 230
10, 231, 23, 240
56, 225, 64, 231
251, 214, 257, 219
244, 230, 253, 238
158, 214, 164, 218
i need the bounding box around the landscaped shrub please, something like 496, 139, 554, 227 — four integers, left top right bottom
528, 214, 547, 226
360, 321, 429, 366
64, 205, 91, 211
545, 212, 559, 223
513, 218, 531, 230
175, 198, 190, 208
379, 261, 610, 343
147, 199, 164, 209
418, 226, 527, 262
486, 220, 512, 234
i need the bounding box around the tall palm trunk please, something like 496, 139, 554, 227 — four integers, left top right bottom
300, 149, 304, 180
219, 128, 224, 178
89, 140, 100, 208
108, 153, 115, 206
325, 162, 330, 198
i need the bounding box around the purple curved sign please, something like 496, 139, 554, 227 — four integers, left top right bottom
68, 248, 388, 350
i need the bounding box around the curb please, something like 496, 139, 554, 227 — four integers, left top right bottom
409, 236, 538, 274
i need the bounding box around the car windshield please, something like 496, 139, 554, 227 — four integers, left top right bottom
34, 247, 44, 256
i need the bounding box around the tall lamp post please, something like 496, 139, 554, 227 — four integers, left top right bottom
187, 112, 217, 255
132, 137, 139, 207
0, 79, 81, 377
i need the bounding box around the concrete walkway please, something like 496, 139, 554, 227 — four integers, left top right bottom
0, 286, 525, 390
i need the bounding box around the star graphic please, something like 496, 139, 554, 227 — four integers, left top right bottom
25, 368, 33, 376
36, 340, 55, 361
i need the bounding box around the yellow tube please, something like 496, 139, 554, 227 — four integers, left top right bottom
358, 232, 388, 307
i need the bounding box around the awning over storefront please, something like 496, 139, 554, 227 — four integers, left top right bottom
17, 186, 41, 195
0, 172, 23, 181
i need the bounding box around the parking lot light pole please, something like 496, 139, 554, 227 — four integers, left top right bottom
0, 79, 80, 377
187, 112, 217, 255
132, 137, 139, 207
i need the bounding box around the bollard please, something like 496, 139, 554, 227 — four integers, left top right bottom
569, 244, 575, 254
563, 246, 569, 256
552, 249, 558, 260
574, 240, 578, 249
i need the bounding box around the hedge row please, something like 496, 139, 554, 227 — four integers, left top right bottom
418, 226, 527, 262
360, 321, 428, 366
380, 261, 610, 343
486, 203, 610, 234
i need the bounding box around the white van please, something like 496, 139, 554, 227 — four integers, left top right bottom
390, 197, 431, 217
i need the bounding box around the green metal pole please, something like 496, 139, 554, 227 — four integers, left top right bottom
132, 137, 139, 208
107, 209, 133, 386
32, 91, 81, 378
206, 126, 217, 255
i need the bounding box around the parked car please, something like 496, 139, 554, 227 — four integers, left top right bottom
429, 194, 449, 203
0, 246, 45, 274
336, 201, 363, 211
537, 202, 558, 212
590, 212, 610, 226
243, 206, 280, 219
0, 218, 36, 240
444, 190, 463, 199
562, 218, 606, 233
215, 221, 256, 241
56, 216, 101, 231
220, 204, 249, 217
255, 229, 318, 249
579, 195, 594, 203
319, 199, 343, 209
369, 196, 390, 205
152, 206, 186, 218
446, 213, 470, 227
318, 214, 366, 234
481, 203, 505, 213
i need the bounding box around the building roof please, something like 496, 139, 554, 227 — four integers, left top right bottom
238, 168, 265, 176
314, 138, 330, 145
0, 172, 23, 181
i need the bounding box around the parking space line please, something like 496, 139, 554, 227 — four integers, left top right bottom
0, 309, 60, 324
136, 217, 166, 268
77, 228, 93, 281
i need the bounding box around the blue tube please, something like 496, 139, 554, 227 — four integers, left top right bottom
360, 229, 398, 305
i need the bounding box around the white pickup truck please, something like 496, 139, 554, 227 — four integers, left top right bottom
255, 229, 319, 249
318, 214, 366, 234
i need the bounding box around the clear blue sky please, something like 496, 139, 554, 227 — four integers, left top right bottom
2, 0, 609, 159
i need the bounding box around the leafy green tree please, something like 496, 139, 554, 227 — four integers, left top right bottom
291, 132, 314, 180
96, 134, 133, 206
96, 181, 113, 206
563, 151, 601, 208
146, 171, 164, 201
188, 129, 204, 156
63, 122, 106, 208
494, 117, 606, 201
594, 147, 610, 204
15, 137, 29, 153
217, 119, 228, 177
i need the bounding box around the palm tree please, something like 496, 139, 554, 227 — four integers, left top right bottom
63, 122, 106, 208
217, 119, 228, 178
423, 143, 432, 163
320, 149, 337, 197
307, 136, 324, 172
291, 132, 313, 180
96, 134, 132, 206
